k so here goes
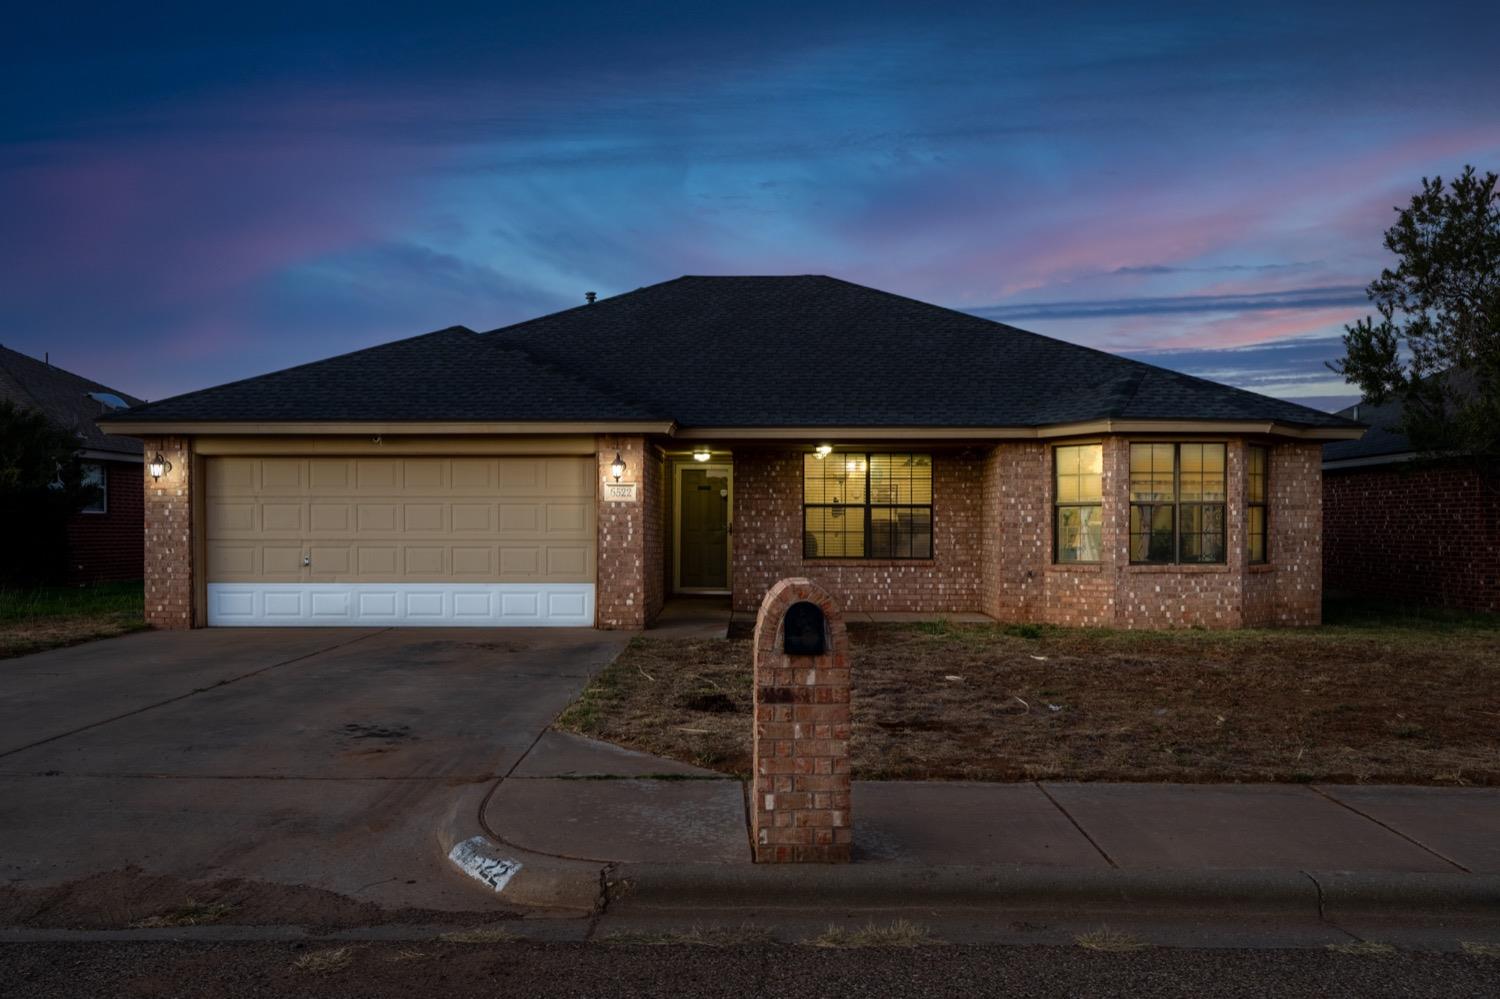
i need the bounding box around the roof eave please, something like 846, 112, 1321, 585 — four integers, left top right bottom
97, 419, 677, 437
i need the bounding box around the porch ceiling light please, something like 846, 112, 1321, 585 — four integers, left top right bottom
813, 444, 833, 459
148, 451, 172, 481
610, 452, 627, 481
692, 447, 712, 462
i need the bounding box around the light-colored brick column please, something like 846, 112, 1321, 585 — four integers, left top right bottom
751, 578, 851, 863
142, 435, 195, 630
596, 435, 664, 629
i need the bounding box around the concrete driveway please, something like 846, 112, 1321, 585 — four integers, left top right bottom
0, 627, 625, 915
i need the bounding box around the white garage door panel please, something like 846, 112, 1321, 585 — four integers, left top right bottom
205, 454, 597, 627
207, 583, 596, 627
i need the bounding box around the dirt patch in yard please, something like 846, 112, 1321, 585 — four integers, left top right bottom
555, 617, 1500, 785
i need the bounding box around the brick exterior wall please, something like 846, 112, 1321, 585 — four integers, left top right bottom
731, 437, 1324, 629
595, 435, 665, 629
142, 436, 194, 630
66, 458, 144, 583
1324, 459, 1499, 614
751, 578, 852, 863
730, 448, 983, 614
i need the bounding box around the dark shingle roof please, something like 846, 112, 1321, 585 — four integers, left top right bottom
0, 345, 144, 455
102, 327, 666, 424
1323, 397, 1409, 463
102, 276, 1360, 432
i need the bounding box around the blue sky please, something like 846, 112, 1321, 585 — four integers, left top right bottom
3, 2, 1497, 409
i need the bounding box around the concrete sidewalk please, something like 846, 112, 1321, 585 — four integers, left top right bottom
487, 732, 1499, 875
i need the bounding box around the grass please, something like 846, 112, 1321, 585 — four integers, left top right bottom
556, 604, 1500, 785
602, 924, 778, 947
292, 946, 356, 974
805, 919, 939, 948
128, 899, 236, 928
0, 581, 145, 659
1076, 927, 1150, 952
1460, 941, 1500, 958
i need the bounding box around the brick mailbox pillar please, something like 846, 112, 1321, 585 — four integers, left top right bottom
751, 578, 852, 863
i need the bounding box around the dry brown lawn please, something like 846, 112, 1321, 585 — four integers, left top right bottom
555, 611, 1500, 785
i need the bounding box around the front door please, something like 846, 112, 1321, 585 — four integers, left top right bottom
676, 463, 731, 592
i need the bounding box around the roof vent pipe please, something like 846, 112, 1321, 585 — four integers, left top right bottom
585, 291, 597, 304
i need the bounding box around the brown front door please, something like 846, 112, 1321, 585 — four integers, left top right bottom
677, 464, 731, 591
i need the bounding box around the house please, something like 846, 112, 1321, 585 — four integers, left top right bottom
0, 345, 146, 583
1323, 396, 1499, 614
98, 276, 1363, 631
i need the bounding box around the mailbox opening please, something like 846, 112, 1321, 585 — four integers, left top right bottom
783, 601, 828, 656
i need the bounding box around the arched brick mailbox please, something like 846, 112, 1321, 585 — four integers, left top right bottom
751, 578, 851, 863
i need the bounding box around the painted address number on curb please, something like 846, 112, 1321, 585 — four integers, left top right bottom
448, 836, 522, 893
603, 482, 639, 502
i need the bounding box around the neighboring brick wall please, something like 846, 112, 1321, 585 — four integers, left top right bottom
142, 436, 194, 630
751, 578, 852, 863
595, 435, 665, 629
66, 458, 144, 583
1324, 459, 1499, 614
731, 449, 983, 614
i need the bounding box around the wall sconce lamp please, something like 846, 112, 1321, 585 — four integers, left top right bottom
148, 452, 172, 482
610, 452, 627, 481
813, 444, 833, 459
692, 447, 712, 462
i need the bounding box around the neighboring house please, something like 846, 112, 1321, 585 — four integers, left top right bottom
1323, 396, 1499, 614
0, 345, 146, 583
99, 276, 1363, 631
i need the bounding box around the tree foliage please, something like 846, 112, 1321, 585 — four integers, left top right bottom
1333, 166, 1500, 460
0, 400, 88, 585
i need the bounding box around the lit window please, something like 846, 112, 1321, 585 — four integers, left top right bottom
1054, 444, 1102, 563
803, 452, 932, 559
1247, 445, 1269, 563
1129, 443, 1225, 564
80, 463, 107, 514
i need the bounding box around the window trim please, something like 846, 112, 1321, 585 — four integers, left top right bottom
1128, 442, 1227, 565
80, 462, 107, 515
802, 451, 934, 560
1053, 443, 1103, 564
1247, 444, 1269, 564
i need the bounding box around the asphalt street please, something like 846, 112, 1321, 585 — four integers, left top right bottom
3, 940, 1497, 998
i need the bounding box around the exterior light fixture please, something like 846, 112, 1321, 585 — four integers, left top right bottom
813, 444, 833, 459
610, 452, 626, 481
692, 447, 712, 462
148, 452, 172, 481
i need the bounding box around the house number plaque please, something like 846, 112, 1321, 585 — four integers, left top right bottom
604, 482, 639, 502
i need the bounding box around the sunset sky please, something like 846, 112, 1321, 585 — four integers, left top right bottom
4, 2, 1497, 410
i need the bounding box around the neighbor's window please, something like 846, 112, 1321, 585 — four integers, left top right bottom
80, 463, 106, 514
1129, 443, 1225, 564
1247, 445, 1269, 563
803, 452, 932, 559
1053, 444, 1102, 563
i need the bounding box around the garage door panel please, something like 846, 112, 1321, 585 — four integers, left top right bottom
204, 456, 597, 627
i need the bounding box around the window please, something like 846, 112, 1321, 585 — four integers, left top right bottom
803, 452, 932, 559
1247, 445, 1268, 563
80, 463, 107, 514
1054, 444, 1102, 562
1129, 443, 1225, 564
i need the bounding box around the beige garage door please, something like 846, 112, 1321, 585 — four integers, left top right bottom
204, 456, 596, 626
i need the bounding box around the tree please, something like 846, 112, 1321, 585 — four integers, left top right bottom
0, 400, 88, 585
1332, 166, 1500, 461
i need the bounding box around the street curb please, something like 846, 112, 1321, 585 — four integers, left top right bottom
607, 863, 1500, 920
436, 789, 605, 914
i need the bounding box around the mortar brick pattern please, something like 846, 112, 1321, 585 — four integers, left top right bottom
141, 436, 194, 630
751, 578, 852, 863
730, 449, 982, 614
595, 435, 665, 629
66, 459, 144, 583
1323, 459, 1499, 614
